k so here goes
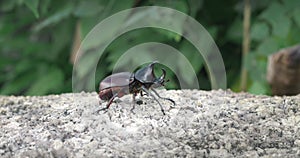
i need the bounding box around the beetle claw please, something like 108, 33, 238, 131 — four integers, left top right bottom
130, 108, 136, 114
167, 98, 176, 107
96, 107, 109, 114
161, 109, 166, 115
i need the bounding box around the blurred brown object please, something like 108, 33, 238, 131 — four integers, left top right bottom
267, 45, 300, 96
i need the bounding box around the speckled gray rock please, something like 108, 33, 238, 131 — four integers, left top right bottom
0, 90, 299, 157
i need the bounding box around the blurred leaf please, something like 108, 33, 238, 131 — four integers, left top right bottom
95, 61, 107, 87
259, 2, 285, 20
0, 15, 19, 36
177, 59, 198, 87
0, 56, 13, 70
244, 52, 256, 71
163, 67, 178, 89
287, 25, 300, 45
0, 0, 16, 12
156, 29, 182, 42
76, 53, 99, 80
79, 0, 133, 37
259, 2, 290, 38
40, 0, 51, 16
256, 37, 280, 56
1, 72, 36, 95
73, 1, 104, 17
187, 0, 203, 17
171, 0, 189, 13
26, 66, 64, 95
248, 81, 268, 95
50, 21, 74, 60
106, 28, 171, 69
251, 22, 269, 41
282, 0, 300, 11
207, 26, 218, 39
293, 9, 300, 28
126, 7, 186, 42
33, 3, 74, 32
226, 17, 243, 43
80, 13, 130, 53
24, 0, 40, 18
15, 59, 32, 74
179, 40, 204, 73
148, 0, 189, 13
244, 52, 268, 85
230, 76, 241, 92
272, 15, 291, 38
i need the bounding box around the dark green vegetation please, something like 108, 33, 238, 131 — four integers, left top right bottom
0, 0, 299, 95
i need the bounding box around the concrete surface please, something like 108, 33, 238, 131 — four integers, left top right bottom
0, 90, 299, 157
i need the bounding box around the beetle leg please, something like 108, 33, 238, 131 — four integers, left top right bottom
97, 93, 118, 113
150, 88, 175, 107
141, 86, 165, 115
130, 93, 137, 113
140, 91, 144, 97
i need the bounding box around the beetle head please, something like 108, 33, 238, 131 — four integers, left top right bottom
134, 61, 169, 88
134, 61, 158, 83
152, 68, 169, 88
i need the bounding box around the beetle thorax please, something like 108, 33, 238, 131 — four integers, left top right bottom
129, 80, 144, 94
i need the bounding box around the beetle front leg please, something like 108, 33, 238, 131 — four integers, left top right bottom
151, 88, 175, 107
140, 91, 145, 97
141, 86, 165, 115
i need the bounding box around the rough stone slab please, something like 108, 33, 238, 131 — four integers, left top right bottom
0, 90, 299, 157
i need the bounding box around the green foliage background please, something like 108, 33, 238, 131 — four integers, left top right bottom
0, 0, 299, 96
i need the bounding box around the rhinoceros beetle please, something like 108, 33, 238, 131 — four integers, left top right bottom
98, 61, 175, 115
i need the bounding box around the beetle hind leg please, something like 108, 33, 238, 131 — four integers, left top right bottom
97, 93, 118, 113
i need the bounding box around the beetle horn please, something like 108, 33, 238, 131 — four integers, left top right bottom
159, 68, 166, 80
